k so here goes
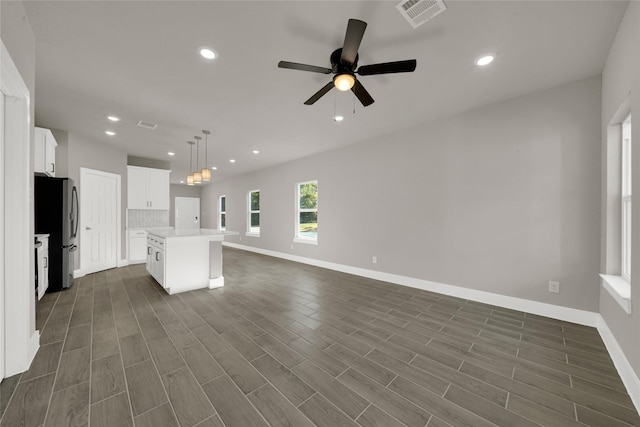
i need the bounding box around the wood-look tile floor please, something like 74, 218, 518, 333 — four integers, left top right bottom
2, 247, 639, 427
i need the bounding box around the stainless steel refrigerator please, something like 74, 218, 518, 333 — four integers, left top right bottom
34, 176, 78, 292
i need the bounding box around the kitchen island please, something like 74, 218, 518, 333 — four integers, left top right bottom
146, 228, 238, 295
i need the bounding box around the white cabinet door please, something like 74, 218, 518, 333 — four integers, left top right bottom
128, 230, 147, 263
34, 127, 57, 176
34, 127, 46, 174
127, 167, 148, 209
45, 135, 57, 176
127, 166, 170, 210
147, 168, 170, 210
36, 235, 49, 300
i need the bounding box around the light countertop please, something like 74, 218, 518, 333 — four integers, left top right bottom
147, 228, 238, 239
127, 227, 174, 231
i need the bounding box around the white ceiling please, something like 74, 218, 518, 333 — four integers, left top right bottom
23, 0, 628, 184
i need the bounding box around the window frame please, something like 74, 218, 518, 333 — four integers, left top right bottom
621, 113, 632, 282
294, 180, 318, 245
246, 189, 260, 237
218, 195, 226, 231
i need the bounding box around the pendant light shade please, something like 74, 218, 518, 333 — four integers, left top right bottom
201, 167, 212, 182
193, 136, 202, 184
201, 130, 211, 181
186, 141, 195, 186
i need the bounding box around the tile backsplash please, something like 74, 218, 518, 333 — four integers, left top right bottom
128, 209, 169, 228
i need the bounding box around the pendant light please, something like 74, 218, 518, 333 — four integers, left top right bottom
201, 130, 211, 181
186, 141, 195, 186
193, 135, 202, 184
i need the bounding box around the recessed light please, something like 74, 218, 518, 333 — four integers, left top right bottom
180, 180, 184, 184
334, 115, 344, 122
229, 159, 236, 163
211, 166, 217, 170
168, 152, 175, 156
107, 115, 120, 122
105, 130, 116, 136
475, 54, 495, 66
252, 150, 260, 154
199, 47, 217, 60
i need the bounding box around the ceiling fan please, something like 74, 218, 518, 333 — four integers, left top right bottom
278, 19, 417, 107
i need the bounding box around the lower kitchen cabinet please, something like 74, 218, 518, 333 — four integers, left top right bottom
35, 234, 49, 300
128, 229, 148, 264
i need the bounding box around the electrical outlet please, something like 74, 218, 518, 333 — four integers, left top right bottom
372, 256, 377, 264
548, 281, 560, 293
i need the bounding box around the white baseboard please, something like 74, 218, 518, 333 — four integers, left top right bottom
73, 269, 85, 279
596, 316, 640, 414
224, 242, 640, 413
118, 259, 129, 268
223, 242, 598, 326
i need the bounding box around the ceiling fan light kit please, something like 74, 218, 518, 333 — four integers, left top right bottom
334, 73, 355, 91
278, 18, 417, 107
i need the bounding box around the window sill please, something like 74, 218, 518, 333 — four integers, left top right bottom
600, 274, 631, 314
245, 232, 260, 238
294, 238, 318, 245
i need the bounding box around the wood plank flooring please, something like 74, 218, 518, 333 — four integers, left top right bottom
1, 247, 639, 426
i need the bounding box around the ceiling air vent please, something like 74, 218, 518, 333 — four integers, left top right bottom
396, 0, 447, 29
137, 120, 158, 130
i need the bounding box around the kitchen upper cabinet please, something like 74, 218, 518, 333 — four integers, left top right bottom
34, 127, 57, 176
127, 166, 170, 210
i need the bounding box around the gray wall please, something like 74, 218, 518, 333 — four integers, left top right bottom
600, 2, 640, 381
169, 184, 202, 226
202, 76, 602, 312
66, 133, 128, 267
128, 155, 170, 170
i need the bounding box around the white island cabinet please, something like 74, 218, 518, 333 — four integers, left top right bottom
146, 228, 237, 294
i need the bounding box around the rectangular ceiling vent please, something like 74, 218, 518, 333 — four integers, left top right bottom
137, 120, 158, 130
396, 0, 447, 29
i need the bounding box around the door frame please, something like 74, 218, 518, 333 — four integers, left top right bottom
1, 39, 38, 378
78, 167, 121, 277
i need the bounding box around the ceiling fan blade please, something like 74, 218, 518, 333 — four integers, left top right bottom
357, 59, 417, 76
341, 19, 367, 65
278, 61, 332, 74
351, 79, 374, 107
304, 81, 335, 105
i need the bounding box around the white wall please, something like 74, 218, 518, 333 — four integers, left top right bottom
600, 1, 640, 380
1, 0, 38, 375
202, 76, 602, 312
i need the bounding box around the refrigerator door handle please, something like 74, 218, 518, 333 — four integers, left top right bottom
71, 186, 79, 239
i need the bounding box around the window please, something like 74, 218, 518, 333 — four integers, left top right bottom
622, 114, 632, 281
247, 190, 260, 235
219, 195, 226, 231
295, 181, 318, 243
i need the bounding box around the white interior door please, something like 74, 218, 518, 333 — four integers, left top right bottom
81, 168, 120, 275
175, 197, 200, 229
